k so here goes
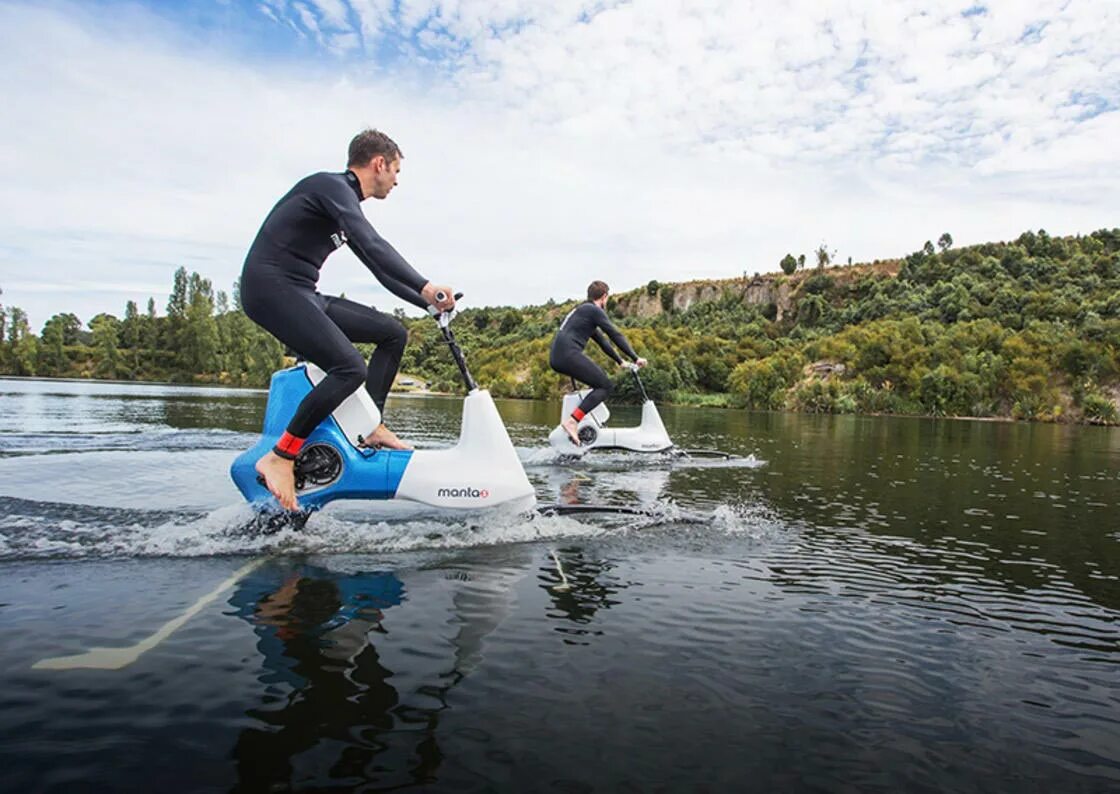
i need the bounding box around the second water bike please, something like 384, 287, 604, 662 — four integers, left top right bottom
547, 364, 736, 460
231, 296, 536, 525
547, 364, 672, 456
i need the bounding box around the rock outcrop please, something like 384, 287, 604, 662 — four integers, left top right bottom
614, 273, 794, 321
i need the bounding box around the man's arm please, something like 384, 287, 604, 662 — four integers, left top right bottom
375, 271, 430, 311
592, 306, 639, 361
318, 178, 429, 293
591, 328, 624, 364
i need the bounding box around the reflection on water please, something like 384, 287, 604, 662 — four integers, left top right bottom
0, 377, 1118, 790
542, 549, 630, 643
231, 563, 425, 790
225, 551, 542, 791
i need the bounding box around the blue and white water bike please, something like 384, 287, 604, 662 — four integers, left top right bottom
231, 299, 536, 525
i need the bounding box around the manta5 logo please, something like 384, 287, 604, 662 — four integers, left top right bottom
437, 487, 491, 499
330, 230, 348, 249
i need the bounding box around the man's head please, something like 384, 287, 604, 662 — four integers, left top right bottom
587, 280, 609, 306
347, 129, 403, 200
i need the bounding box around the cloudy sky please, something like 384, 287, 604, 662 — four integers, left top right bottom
1, 0, 1118, 329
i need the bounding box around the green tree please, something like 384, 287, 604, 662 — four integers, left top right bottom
797, 293, 829, 326
248, 327, 284, 384
89, 313, 121, 377
167, 267, 188, 319
937, 232, 953, 252
780, 253, 797, 275
166, 267, 189, 372
498, 310, 520, 335
120, 300, 141, 377
38, 314, 71, 374
7, 307, 37, 375
185, 273, 218, 376
144, 298, 160, 372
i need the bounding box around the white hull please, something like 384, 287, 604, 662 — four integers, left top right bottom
549, 390, 674, 456
397, 389, 536, 509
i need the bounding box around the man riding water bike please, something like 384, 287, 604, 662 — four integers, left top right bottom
549, 280, 647, 445
241, 129, 455, 511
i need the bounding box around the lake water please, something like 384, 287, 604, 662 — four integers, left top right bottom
1, 376, 1118, 792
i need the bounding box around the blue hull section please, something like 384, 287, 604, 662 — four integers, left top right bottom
230, 366, 412, 512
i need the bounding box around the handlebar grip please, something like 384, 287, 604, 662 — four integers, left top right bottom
427, 292, 465, 319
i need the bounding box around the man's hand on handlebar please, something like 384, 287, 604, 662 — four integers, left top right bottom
421, 282, 457, 312
635, 357, 648, 368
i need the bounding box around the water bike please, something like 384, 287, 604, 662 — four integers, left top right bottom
547, 365, 735, 460
231, 297, 536, 526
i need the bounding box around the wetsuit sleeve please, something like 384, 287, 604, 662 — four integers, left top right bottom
317, 180, 429, 293
375, 271, 430, 310
591, 306, 638, 361
591, 329, 624, 364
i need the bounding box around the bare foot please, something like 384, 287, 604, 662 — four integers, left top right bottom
561, 416, 581, 446
255, 451, 299, 511
364, 423, 414, 450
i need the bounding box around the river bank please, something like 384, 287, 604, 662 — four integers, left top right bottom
6, 373, 1118, 428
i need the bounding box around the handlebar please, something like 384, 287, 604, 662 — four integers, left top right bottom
426, 293, 476, 391
426, 292, 464, 324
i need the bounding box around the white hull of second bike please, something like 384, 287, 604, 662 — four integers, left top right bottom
548, 390, 673, 456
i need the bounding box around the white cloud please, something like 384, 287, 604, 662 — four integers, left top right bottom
0, 0, 1117, 330
292, 2, 324, 42
307, 0, 351, 29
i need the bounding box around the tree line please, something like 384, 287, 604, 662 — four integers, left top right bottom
3, 227, 1119, 424
0, 268, 283, 384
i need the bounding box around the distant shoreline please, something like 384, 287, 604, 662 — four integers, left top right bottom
0, 374, 263, 391
0, 373, 441, 397
3, 374, 1114, 427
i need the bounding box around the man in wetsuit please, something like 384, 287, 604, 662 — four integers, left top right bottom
241, 129, 455, 511
549, 280, 647, 445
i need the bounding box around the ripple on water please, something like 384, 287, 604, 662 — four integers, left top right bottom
3, 383, 1120, 791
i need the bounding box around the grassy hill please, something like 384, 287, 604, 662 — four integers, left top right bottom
400, 227, 1120, 424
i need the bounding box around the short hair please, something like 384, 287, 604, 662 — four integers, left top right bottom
587, 280, 609, 301
347, 129, 403, 168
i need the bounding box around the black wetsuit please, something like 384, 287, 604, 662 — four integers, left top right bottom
240, 170, 429, 457
549, 302, 639, 418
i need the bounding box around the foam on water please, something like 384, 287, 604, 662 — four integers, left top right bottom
0, 493, 768, 560
0, 380, 774, 561
518, 445, 767, 470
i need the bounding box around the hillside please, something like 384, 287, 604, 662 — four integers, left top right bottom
401, 228, 1120, 423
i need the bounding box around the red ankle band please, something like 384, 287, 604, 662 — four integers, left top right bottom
571, 408, 586, 421
274, 431, 305, 459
